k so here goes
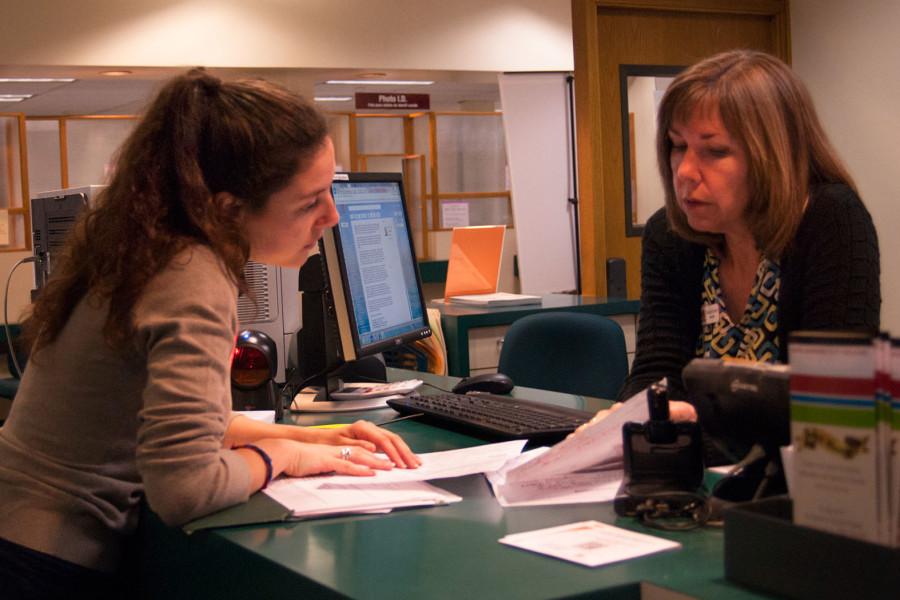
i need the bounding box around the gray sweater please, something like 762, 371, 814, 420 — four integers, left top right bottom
0, 246, 251, 572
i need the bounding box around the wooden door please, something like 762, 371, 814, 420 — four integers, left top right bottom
572, 0, 790, 298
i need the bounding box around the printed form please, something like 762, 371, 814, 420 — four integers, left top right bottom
264, 440, 527, 519
487, 389, 650, 506
500, 520, 680, 567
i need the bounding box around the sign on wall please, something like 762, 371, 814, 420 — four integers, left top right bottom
355, 93, 430, 109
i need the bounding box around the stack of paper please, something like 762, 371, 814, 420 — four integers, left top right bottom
448, 292, 542, 307
487, 390, 649, 507
264, 440, 527, 519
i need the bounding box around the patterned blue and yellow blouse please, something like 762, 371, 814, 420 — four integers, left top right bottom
696, 249, 780, 362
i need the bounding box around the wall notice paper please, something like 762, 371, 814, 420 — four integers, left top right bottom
441, 201, 470, 228
499, 520, 681, 568
487, 388, 650, 506
264, 440, 526, 519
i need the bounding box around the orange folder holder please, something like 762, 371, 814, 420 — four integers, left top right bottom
443, 225, 506, 301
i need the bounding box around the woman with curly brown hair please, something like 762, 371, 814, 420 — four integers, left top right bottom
0, 69, 419, 598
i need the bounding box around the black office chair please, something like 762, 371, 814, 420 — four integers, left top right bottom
497, 312, 628, 398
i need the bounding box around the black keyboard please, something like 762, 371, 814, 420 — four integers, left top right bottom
386, 393, 594, 443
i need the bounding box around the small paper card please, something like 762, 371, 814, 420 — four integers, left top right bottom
499, 520, 680, 568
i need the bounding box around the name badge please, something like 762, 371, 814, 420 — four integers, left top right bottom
702, 303, 720, 326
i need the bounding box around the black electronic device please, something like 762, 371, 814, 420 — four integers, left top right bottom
231, 329, 283, 421
606, 257, 626, 298
682, 358, 790, 458
386, 392, 593, 444
31, 185, 105, 299
682, 358, 791, 501
451, 372, 515, 395
614, 384, 705, 520
294, 172, 431, 411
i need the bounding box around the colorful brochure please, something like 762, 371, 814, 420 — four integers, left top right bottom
789, 332, 881, 544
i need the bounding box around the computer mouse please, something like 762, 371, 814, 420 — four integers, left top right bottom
452, 372, 515, 395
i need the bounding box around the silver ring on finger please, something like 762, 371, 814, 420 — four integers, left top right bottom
340, 447, 352, 461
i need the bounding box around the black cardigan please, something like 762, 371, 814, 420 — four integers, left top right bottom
618, 183, 881, 401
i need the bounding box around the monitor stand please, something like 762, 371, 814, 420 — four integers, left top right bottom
292, 356, 390, 413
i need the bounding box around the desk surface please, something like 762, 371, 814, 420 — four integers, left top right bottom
431, 294, 640, 376
138, 369, 769, 600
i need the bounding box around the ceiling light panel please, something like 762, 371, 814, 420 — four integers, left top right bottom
324, 80, 434, 86
0, 78, 76, 83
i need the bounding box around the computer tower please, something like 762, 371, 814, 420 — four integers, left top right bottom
237, 261, 300, 384
31, 185, 106, 292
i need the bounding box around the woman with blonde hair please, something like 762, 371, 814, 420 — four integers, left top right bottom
618, 49, 880, 406
0, 69, 419, 598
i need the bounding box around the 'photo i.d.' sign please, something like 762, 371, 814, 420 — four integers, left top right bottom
355, 93, 430, 109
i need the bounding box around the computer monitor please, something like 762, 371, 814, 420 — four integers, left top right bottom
295, 172, 431, 410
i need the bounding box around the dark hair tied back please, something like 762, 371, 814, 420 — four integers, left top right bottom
25, 69, 329, 353
190, 68, 222, 97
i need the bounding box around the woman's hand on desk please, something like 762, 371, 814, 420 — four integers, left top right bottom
245, 439, 395, 486
225, 415, 420, 469
310, 420, 421, 469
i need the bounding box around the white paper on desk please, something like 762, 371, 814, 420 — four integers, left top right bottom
263, 440, 525, 518
493, 388, 649, 486
316, 439, 528, 486
487, 456, 624, 507
264, 478, 461, 519
233, 410, 275, 423
499, 520, 680, 568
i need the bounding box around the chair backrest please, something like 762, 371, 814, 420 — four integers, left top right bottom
497, 312, 627, 398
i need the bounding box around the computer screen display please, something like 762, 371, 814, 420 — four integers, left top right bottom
322, 172, 430, 361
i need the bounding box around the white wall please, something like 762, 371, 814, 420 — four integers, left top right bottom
0, 0, 573, 321
0, 0, 573, 72
792, 0, 900, 332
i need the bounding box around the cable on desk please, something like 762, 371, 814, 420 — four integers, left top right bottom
4, 256, 36, 378
376, 413, 424, 426
632, 491, 712, 531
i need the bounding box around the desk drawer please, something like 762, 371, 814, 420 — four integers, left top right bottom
468, 325, 508, 374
